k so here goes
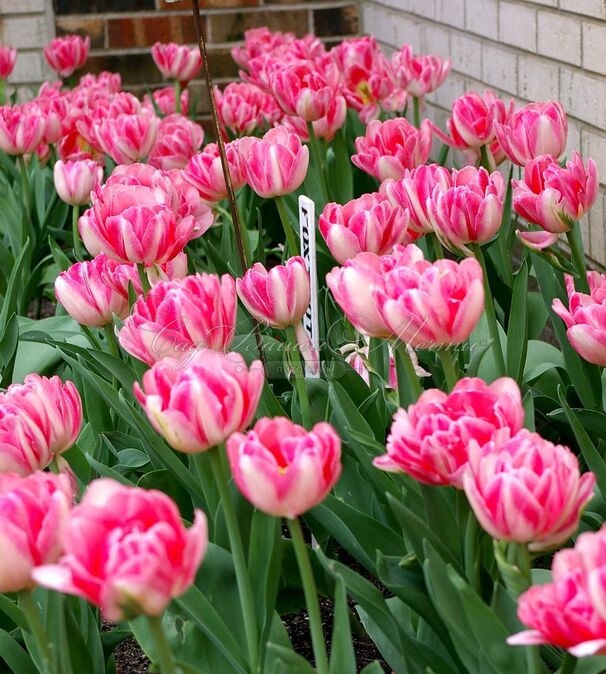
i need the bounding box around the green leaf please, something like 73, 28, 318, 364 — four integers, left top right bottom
329, 575, 356, 674
0, 628, 38, 674
266, 643, 316, 674
0, 238, 30, 329
327, 129, 354, 204
360, 663, 386, 674
506, 260, 529, 385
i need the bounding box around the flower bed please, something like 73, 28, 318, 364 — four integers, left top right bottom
0, 24, 605, 674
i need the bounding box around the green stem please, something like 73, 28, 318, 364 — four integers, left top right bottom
437, 142, 450, 166
473, 245, 506, 377
72, 204, 83, 260
136, 262, 152, 297
306, 121, 329, 203
566, 228, 590, 294
393, 340, 422, 407
463, 509, 480, 590
284, 325, 311, 428
208, 448, 259, 671
556, 653, 578, 674
368, 336, 389, 387
437, 348, 458, 391
0, 79, 5, 106
514, 544, 543, 674
174, 79, 182, 115
275, 195, 300, 257
19, 590, 55, 674
287, 518, 329, 674
412, 96, 421, 128
479, 144, 492, 171
146, 615, 178, 674
430, 233, 444, 260
104, 324, 120, 358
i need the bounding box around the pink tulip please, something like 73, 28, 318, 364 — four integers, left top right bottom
134, 350, 264, 454
227, 417, 341, 518
428, 165, 505, 251
79, 163, 207, 264
232, 27, 297, 70
216, 82, 282, 136
552, 271, 606, 366
0, 46, 17, 81
93, 113, 160, 165
44, 35, 89, 78
374, 244, 485, 347
33, 479, 207, 621
118, 273, 237, 366
3, 374, 82, 458
344, 346, 399, 389
236, 257, 310, 329
374, 377, 524, 487
352, 117, 433, 181
53, 159, 103, 206
78, 71, 121, 93
239, 125, 309, 198
319, 192, 412, 264
280, 95, 347, 143
146, 86, 189, 117
148, 114, 204, 170
381, 164, 453, 235
0, 406, 53, 476
432, 89, 511, 150
495, 101, 568, 166
509, 540, 606, 656
516, 230, 559, 251
151, 42, 202, 82
392, 45, 450, 97
0, 104, 45, 155
0, 472, 72, 593
513, 152, 598, 233
184, 141, 246, 203
463, 429, 595, 551
268, 59, 339, 122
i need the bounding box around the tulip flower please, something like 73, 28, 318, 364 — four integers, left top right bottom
135, 349, 264, 454
215, 82, 282, 136
352, 117, 433, 181
148, 114, 204, 171
463, 429, 595, 551
319, 192, 412, 264
93, 113, 159, 165
516, 230, 560, 251
147, 85, 190, 117
0, 471, 72, 593
44, 35, 90, 78
0, 46, 17, 81
118, 273, 237, 365
381, 164, 453, 235
53, 159, 103, 206
0, 406, 54, 476
239, 125, 309, 198
374, 377, 524, 487
495, 100, 568, 166
373, 244, 485, 348
552, 271, 606, 366
151, 42, 202, 83
281, 95, 348, 143
33, 479, 207, 621
184, 141, 246, 203
391, 45, 450, 98
508, 538, 606, 656
0, 104, 45, 156
227, 417, 342, 518
232, 26, 297, 69
513, 152, 598, 234
428, 166, 505, 252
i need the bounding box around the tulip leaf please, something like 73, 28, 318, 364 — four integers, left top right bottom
0, 628, 38, 674
329, 574, 356, 674
576, 656, 606, 673
360, 663, 386, 674
506, 259, 529, 385
266, 643, 316, 674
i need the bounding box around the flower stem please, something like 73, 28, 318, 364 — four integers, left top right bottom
208, 448, 259, 672
430, 233, 444, 260
104, 324, 120, 358
174, 79, 182, 115
18, 155, 31, 210
136, 262, 152, 297
306, 121, 329, 203
284, 325, 312, 428
287, 518, 329, 674
412, 96, 421, 128
472, 244, 506, 377
72, 204, 83, 260
514, 544, 544, 674
556, 653, 578, 674
479, 144, 492, 171
0, 80, 5, 106
146, 615, 178, 674
437, 348, 458, 391
275, 195, 300, 257
393, 340, 422, 407
19, 590, 55, 674
566, 228, 590, 294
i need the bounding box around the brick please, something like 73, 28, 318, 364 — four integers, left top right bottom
0, 16, 51, 50
517, 54, 559, 101
583, 21, 606, 76
209, 10, 309, 43
499, 2, 536, 52
56, 17, 105, 50
158, 0, 259, 7
54, 0, 154, 14
420, 23, 450, 59
560, 0, 606, 19
393, 12, 423, 52
537, 11, 582, 65
525, 0, 557, 5
449, 32, 481, 81
582, 129, 606, 187
560, 68, 606, 129
8, 51, 45, 84
429, 70, 467, 109
314, 6, 358, 37
0, 0, 45, 12
363, 4, 398, 49
592, 193, 606, 268
434, 0, 464, 29
481, 44, 517, 95
85, 53, 163, 86
107, 16, 198, 48
465, 0, 498, 41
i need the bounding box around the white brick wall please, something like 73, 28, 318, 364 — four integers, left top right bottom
362, 0, 606, 266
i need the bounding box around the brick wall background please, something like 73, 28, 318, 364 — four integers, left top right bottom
362, 0, 606, 267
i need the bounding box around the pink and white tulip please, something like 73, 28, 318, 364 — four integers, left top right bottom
392, 45, 450, 98
227, 417, 342, 518
151, 42, 202, 82
135, 350, 264, 454
374, 377, 525, 487
463, 429, 595, 551
184, 141, 246, 203
280, 95, 347, 143
0, 471, 72, 593
33, 479, 207, 621
145, 86, 189, 117
53, 159, 103, 206
93, 113, 159, 165
216, 82, 282, 136
44, 35, 89, 78
352, 117, 433, 182
0, 46, 17, 81
148, 114, 204, 170
0, 104, 45, 155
